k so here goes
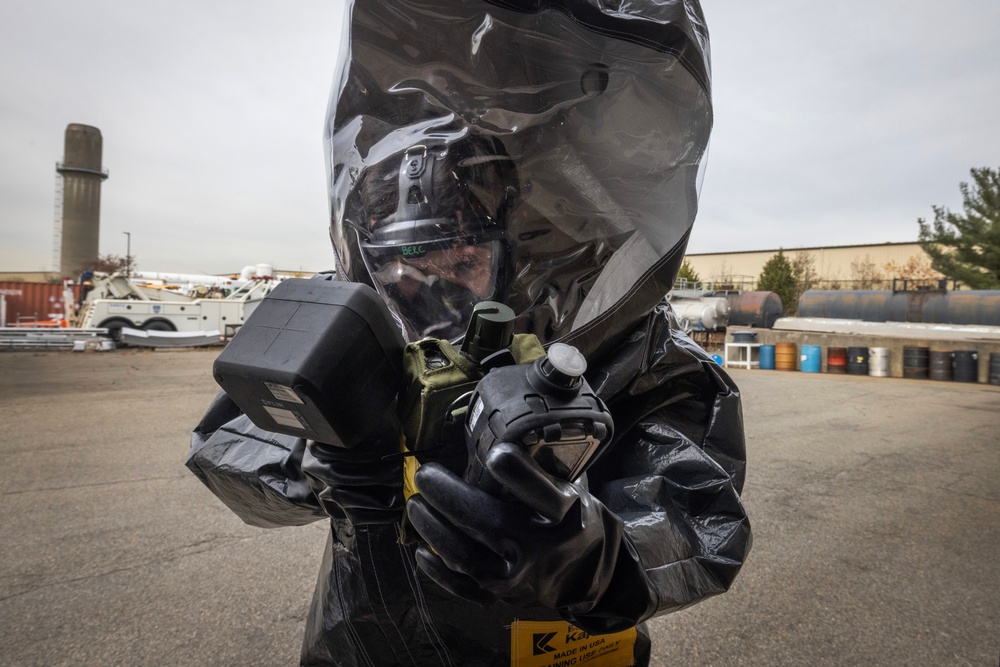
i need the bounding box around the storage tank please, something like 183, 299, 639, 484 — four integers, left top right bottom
725, 291, 784, 329
797, 290, 1000, 327
671, 297, 730, 331
57, 124, 109, 277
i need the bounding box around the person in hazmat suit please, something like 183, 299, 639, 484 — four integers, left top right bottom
186, 1, 751, 665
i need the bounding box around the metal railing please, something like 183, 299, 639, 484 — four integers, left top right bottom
55, 161, 110, 179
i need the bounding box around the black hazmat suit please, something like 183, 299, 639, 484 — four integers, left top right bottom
187, 1, 751, 665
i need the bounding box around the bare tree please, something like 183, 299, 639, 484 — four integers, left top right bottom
850, 254, 885, 289
92, 254, 138, 275
883, 254, 944, 283
790, 251, 818, 305
713, 260, 735, 289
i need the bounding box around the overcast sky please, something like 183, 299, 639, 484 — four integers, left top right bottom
1, 1, 998, 275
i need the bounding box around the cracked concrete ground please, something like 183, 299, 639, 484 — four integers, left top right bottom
0, 349, 997, 666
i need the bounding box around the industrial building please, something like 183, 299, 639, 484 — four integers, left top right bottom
683, 241, 935, 290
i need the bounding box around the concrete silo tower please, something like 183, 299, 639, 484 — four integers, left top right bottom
57, 124, 109, 277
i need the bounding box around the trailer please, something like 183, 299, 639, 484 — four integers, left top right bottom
75, 273, 277, 341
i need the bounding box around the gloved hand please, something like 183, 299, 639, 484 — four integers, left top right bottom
302, 438, 404, 526
406, 442, 648, 624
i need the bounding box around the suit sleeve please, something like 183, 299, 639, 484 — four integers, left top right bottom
186, 389, 328, 528
577, 305, 751, 629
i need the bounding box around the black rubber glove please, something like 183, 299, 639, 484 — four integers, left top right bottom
406, 442, 647, 625
302, 438, 404, 526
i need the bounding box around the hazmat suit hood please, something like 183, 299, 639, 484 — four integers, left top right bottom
326, 0, 713, 358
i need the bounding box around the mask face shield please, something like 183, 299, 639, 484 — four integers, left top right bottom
358, 227, 506, 341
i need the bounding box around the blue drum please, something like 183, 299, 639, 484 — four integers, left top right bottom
801, 345, 822, 373
759, 344, 776, 370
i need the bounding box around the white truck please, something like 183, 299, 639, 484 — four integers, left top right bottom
74, 273, 277, 341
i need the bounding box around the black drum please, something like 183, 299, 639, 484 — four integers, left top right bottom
929, 350, 952, 382
847, 346, 869, 376
903, 346, 929, 380
989, 352, 1000, 386
952, 350, 979, 383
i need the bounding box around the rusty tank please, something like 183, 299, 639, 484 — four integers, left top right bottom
797, 289, 1000, 327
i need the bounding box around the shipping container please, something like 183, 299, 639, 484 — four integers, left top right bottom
0, 282, 81, 326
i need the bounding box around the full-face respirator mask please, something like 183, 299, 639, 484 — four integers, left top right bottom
352, 140, 515, 343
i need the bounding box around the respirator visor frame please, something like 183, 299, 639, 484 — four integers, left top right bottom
353, 219, 509, 341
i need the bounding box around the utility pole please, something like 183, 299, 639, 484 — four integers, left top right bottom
123, 231, 131, 277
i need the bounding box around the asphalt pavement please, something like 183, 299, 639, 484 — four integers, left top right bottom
0, 349, 997, 666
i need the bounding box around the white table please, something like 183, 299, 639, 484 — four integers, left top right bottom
724, 342, 761, 369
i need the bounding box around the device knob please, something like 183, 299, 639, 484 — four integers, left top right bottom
529, 343, 587, 396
